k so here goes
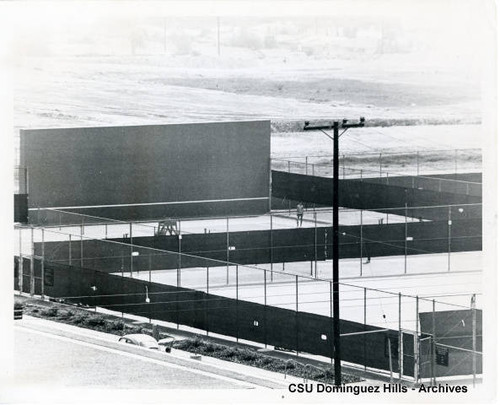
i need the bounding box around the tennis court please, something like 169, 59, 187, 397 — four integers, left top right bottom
116, 250, 482, 331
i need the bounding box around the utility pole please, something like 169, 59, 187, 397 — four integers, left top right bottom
304, 117, 365, 386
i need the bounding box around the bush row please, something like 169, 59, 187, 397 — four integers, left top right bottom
174, 337, 360, 384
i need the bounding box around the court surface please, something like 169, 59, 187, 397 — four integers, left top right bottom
19, 208, 409, 248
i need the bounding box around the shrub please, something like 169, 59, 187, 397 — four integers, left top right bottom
85, 316, 105, 327
41, 307, 58, 317
109, 320, 125, 331
238, 349, 257, 362
72, 313, 88, 324
204, 345, 215, 353
219, 347, 237, 359
257, 356, 273, 367
58, 310, 74, 320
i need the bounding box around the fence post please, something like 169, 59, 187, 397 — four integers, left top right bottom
295, 274, 299, 356
288, 160, 291, 173
404, 203, 408, 274
67, 233, 71, 266
148, 253, 152, 284
270, 214, 274, 282
19, 228, 23, 293
129, 223, 134, 274
264, 268, 268, 348
472, 294, 477, 387
415, 295, 420, 384
236, 264, 239, 342
314, 212, 318, 278
431, 299, 436, 386
416, 151, 420, 176
80, 224, 84, 269
30, 227, 34, 296
312, 163, 315, 177
364, 287, 367, 372
360, 209, 363, 276
226, 217, 230, 285
448, 206, 452, 272
105, 223, 108, 239
342, 154, 345, 179
399, 292, 403, 381
178, 228, 182, 287
388, 338, 394, 383
379, 153, 382, 177
330, 281, 334, 365
41, 229, 45, 298
305, 156, 308, 175
206, 266, 210, 336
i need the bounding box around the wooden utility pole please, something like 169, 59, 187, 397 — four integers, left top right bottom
304, 117, 365, 386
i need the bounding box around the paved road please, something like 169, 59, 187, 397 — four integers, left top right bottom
11, 325, 252, 390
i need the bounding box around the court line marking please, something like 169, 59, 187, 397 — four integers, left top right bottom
28, 197, 269, 211
16, 325, 259, 389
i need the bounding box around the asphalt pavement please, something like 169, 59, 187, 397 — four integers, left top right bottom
7, 316, 305, 394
